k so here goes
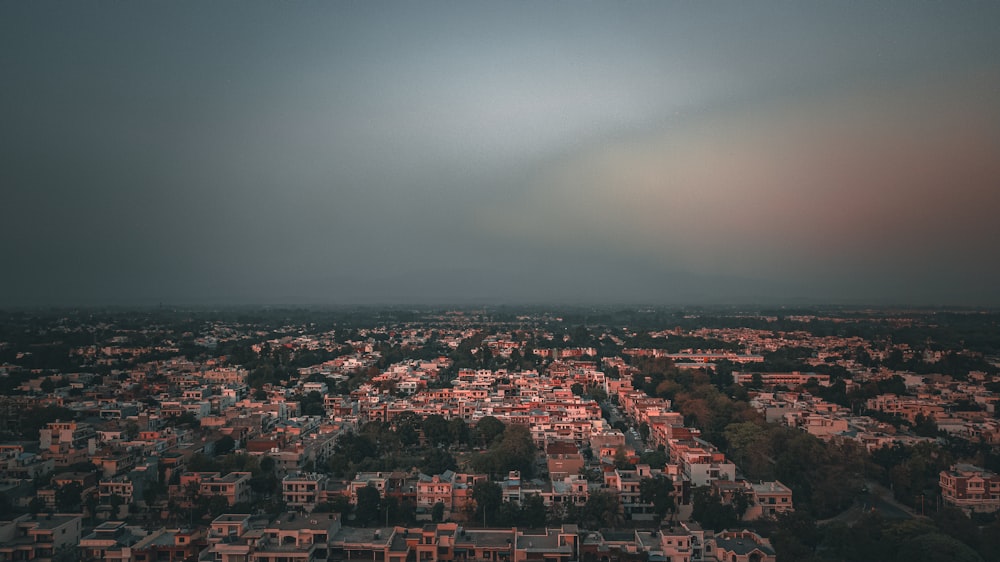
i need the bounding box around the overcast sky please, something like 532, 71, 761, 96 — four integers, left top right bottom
3, 2, 999, 306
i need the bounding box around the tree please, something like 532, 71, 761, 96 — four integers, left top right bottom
493, 424, 538, 477
381, 495, 400, 526
588, 386, 608, 403
895, 533, 984, 562
913, 413, 939, 437
475, 416, 505, 448
691, 487, 737, 531
215, 435, 236, 456
731, 488, 754, 520
521, 493, 547, 528
421, 448, 457, 476
613, 446, 634, 470
473, 481, 502, 526
423, 414, 451, 446
638, 422, 650, 442
28, 496, 46, 514
639, 476, 675, 523
638, 449, 668, 469
578, 490, 623, 529
299, 390, 325, 416
447, 417, 470, 445
432, 501, 446, 523
571, 383, 585, 396
393, 412, 421, 447
355, 484, 381, 526
123, 421, 140, 440
723, 422, 770, 479
55, 481, 83, 513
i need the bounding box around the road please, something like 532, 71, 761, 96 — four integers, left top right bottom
819, 480, 917, 526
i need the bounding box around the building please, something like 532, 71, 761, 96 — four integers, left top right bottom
175, 471, 253, 506
283, 472, 329, 512
0, 513, 83, 562
132, 528, 205, 562
732, 372, 829, 387
940, 463, 1000, 513
513, 526, 579, 562
746, 481, 793, 520
705, 530, 775, 562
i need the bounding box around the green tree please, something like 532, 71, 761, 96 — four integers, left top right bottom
432, 501, 446, 523
473, 481, 502, 526
421, 448, 457, 475
639, 476, 675, 523
578, 490, 623, 529
215, 435, 236, 456
28, 496, 46, 514
475, 416, 505, 448
393, 412, 421, 447
691, 487, 737, 531
723, 422, 771, 479
521, 493, 547, 528
423, 414, 451, 446
447, 417, 470, 445
355, 484, 381, 526
492, 424, 538, 477
638, 449, 668, 469
895, 533, 984, 562
55, 481, 83, 512
913, 413, 939, 437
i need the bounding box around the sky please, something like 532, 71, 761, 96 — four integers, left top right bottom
3, 2, 999, 306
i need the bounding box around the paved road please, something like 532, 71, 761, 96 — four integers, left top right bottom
819, 480, 917, 526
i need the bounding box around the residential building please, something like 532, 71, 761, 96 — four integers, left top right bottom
940, 463, 1000, 513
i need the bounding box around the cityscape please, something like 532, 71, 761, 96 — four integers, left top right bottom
3, 2, 1000, 562
1, 306, 1000, 561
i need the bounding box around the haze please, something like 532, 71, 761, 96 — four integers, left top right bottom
3, 2, 999, 306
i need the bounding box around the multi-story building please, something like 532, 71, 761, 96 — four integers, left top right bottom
513, 526, 578, 562
39, 421, 95, 451
732, 372, 830, 387
940, 463, 1000, 513
132, 528, 205, 562
0, 513, 83, 562
546, 441, 584, 480
283, 472, 328, 511
705, 530, 776, 562
746, 481, 794, 519
416, 471, 485, 520
177, 471, 253, 506
254, 512, 342, 562
201, 472, 253, 506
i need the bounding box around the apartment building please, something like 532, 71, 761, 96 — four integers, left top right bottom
705, 530, 775, 562
940, 463, 1000, 513
132, 528, 205, 562
0, 513, 83, 562
39, 421, 95, 451
283, 472, 329, 511
746, 481, 794, 519
176, 471, 252, 506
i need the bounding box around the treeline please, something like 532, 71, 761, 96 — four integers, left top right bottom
327, 415, 523, 478
763, 510, 1000, 562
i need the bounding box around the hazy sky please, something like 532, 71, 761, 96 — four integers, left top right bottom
3, 2, 999, 306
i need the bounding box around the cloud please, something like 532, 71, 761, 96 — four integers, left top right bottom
485, 67, 1000, 302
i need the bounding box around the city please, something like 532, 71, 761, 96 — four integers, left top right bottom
4, 2, 1000, 562
1, 306, 999, 561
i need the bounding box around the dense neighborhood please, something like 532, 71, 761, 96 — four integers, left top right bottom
2, 306, 1000, 562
